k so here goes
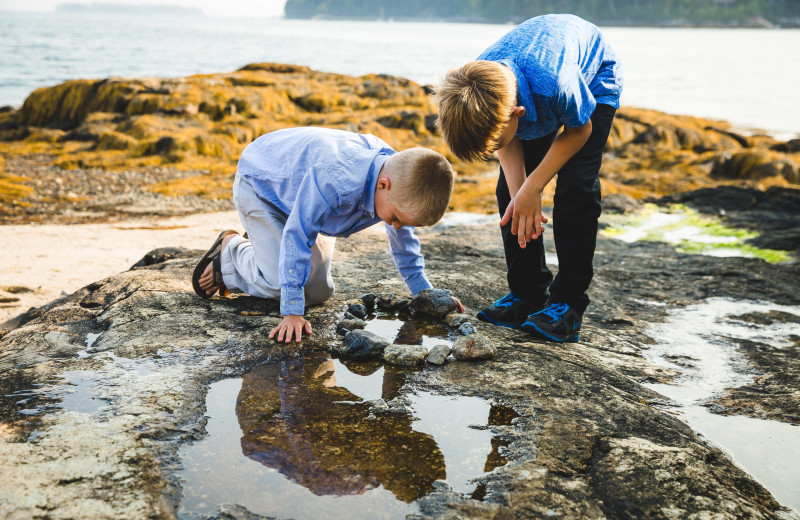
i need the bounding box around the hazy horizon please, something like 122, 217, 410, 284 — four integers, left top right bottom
0, 0, 288, 18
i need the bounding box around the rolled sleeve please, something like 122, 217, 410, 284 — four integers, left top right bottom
385, 224, 434, 295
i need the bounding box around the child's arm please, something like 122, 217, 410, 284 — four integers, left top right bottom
268, 174, 337, 343
385, 225, 433, 294
499, 120, 592, 248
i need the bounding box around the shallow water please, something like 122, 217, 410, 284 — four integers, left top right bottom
363, 313, 453, 351
177, 351, 516, 519
642, 298, 800, 512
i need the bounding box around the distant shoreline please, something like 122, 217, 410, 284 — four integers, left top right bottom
286, 14, 800, 29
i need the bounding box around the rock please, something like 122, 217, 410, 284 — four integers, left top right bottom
452, 334, 496, 361
347, 303, 368, 319
410, 289, 459, 320
602, 193, 644, 214
131, 247, 187, 268
712, 150, 800, 184
335, 318, 365, 336
426, 344, 452, 365
383, 345, 428, 367
446, 312, 472, 327
360, 293, 376, 312
375, 293, 400, 311
342, 311, 356, 320
336, 330, 391, 360
458, 322, 477, 335
396, 299, 410, 313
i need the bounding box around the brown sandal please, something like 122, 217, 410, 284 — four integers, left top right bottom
191, 229, 239, 298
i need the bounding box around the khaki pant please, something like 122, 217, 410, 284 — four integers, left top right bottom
221, 175, 336, 307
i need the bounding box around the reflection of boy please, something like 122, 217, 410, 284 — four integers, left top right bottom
436, 14, 623, 343
193, 127, 461, 342
235, 355, 444, 502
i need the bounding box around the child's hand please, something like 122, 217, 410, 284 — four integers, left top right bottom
269, 315, 313, 343
500, 187, 548, 249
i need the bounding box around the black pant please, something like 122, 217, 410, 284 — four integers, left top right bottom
495, 103, 617, 314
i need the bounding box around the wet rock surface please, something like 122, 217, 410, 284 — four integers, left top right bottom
1, 194, 799, 518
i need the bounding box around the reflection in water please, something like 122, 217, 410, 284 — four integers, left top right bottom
363, 314, 452, 350
237, 356, 444, 503
178, 352, 514, 519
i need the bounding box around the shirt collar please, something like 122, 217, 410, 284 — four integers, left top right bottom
497, 59, 537, 123
361, 152, 390, 219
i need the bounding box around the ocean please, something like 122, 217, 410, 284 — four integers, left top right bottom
1, 11, 799, 139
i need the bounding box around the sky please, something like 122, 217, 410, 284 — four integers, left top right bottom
0, 0, 288, 18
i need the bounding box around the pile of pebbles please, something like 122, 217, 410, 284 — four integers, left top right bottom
333, 289, 496, 367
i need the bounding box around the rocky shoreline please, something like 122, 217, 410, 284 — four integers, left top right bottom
1, 64, 799, 519
1, 194, 799, 518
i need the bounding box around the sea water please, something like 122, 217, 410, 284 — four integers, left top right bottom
1, 11, 799, 138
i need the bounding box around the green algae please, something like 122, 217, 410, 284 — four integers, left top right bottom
601, 204, 793, 263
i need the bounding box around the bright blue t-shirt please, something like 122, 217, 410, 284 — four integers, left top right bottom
478, 14, 624, 140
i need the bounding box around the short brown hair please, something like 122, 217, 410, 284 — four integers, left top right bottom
434, 60, 516, 162
385, 148, 455, 226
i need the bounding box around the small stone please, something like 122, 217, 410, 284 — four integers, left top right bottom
343, 311, 356, 320
452, 334, 496, 361
426, 344, 452, 365
383, 345, 428, 367
348, 303, 368, 319
446, 312, 471, 327
361, 293, 377, 312
376, 293, 399, 311
336, 318, 365, 336
410, 289, 459, 319
458, 322, 477, 335
396, 299, 410, 313
336, 330, 390, 360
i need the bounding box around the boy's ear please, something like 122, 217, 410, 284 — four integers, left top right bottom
511, 106, 526, 118
377, 178, 391, 190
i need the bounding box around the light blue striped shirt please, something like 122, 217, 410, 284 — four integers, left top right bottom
236, 127, 432, 315
478, 14, 624, 140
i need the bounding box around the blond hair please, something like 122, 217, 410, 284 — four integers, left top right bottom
384, 148, 455, 226
434, 60, 517, 162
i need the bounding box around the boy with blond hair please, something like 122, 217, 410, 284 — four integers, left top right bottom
436, 14, 623, 343
193, 127, 461, 342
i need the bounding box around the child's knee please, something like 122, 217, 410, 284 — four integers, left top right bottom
305, 281, 335, 306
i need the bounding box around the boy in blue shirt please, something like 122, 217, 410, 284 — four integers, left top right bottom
435, 14, 623, 343
192, 127, 460, 343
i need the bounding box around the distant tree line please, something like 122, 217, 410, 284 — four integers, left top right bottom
283, 0, 800, 25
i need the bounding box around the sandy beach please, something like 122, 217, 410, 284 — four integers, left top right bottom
0, 211, 242, 327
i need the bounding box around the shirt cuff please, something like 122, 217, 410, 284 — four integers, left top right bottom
405, 271, 433, 296
280, 286, 306, 316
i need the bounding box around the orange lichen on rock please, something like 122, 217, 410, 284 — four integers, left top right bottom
1, 64, 798, 214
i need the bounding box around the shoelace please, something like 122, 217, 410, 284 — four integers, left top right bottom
539, 303, 570, 320
493, 293, 519, 308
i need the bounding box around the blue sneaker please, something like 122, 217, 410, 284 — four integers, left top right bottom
521, 303, 582, 343
477, 292, 537, 329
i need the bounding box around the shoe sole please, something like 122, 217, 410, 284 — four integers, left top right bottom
476, 310, 522, 329
521, 321, 579, 343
